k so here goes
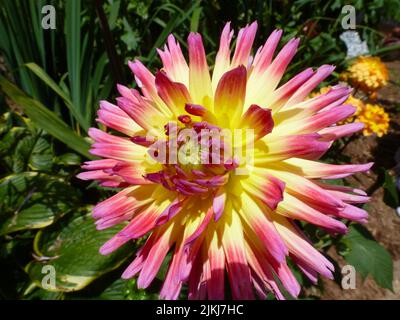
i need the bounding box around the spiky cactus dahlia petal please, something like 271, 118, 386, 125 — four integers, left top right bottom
78, 21, 372, 300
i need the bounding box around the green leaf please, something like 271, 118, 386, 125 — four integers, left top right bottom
25, 63, 88, 131
65, 0, 83, 128
0, 172, 80, 235
190, 7, 202, 32
64, 274, 158, 300
95, 278, 157, 300
0, 127, 27, 170
0, 76, 93, 159
24, 286, 65, 300
25, 210, 134, 292
341, 225, 393, 290
28, 136, 53, 171
13, 135, 53, 173
55, 153, 81, 166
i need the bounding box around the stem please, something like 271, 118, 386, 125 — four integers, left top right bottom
94, 0, 125, 84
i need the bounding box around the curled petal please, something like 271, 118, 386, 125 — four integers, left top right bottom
240, 104, 274, 140
116, 91, 165, 131
97, 100, 141, 136
155, 71, 192, 115
206, 232, 225, 299
108, 162, 151, 185
276, 105, 357, 135
246, 38, 300, 107
212, 189, 226, 221
240, 193, 288, 263
242, 172, 285, 210
128, 60, 170, 116
268, 68, 314, 110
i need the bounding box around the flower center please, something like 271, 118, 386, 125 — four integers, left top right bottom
134, 113, 238, 196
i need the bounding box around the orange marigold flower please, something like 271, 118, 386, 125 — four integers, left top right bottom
356, 103, 390, 137
341, 56, 389, 93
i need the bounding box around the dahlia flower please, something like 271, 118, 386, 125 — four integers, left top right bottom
341, 56, 388, 93
78, 22, 373, 300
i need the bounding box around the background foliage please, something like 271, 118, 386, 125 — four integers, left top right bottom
0, 0, 399, 299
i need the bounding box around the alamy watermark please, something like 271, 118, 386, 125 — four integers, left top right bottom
341, 5, 356, 30
41, 5, 56, 29
341, 264, 356, 290
41, 265, 56, 290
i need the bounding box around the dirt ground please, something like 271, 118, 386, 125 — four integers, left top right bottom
314, 61, 400, 299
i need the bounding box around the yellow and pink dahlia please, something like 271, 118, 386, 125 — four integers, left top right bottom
78, 22, 372, 300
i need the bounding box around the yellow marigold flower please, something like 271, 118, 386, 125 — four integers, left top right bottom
346, 95, 364, 114
356, 103, 390, 137
342, 56, 389, 93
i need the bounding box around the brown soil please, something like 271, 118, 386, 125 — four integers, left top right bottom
313, 61, 400, 299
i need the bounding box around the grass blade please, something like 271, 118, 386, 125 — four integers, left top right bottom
0, 76, 93, 159
24, 63, 88, 131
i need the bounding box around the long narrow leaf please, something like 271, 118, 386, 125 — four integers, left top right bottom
0, 76, 93, 159
65, 0, 83, 127
24, 63, 88, 131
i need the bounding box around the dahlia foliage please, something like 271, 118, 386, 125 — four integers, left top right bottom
78, 22, 373, 299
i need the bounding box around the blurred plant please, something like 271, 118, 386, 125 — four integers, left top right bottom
0, 0, 115, 138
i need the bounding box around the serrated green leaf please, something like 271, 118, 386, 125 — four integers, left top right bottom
341, 225, 393, 290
